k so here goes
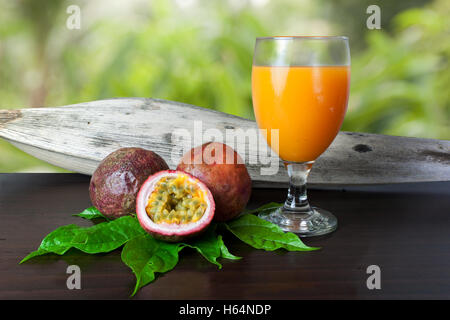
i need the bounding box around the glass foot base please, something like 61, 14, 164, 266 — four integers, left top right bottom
258, 206, 337, 237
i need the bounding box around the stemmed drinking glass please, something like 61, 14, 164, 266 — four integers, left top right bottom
252, 36, 350, 236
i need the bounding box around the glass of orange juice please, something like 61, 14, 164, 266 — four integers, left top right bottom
252, 36, 350, 236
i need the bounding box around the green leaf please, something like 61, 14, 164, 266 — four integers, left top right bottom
183, 226, 224, 268
218, 235, 241, 260
21, 202, 318, 297
73, 206, 109, 220
20, 216, 145, 263
183, 224, 241, 267
20, 248, 49, 264
225, 214, 319, 252
121, 234, 184, 296
242, 202, 283, 215
122, 226, 241, 296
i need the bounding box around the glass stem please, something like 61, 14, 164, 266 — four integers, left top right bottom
283, 161, 314, 214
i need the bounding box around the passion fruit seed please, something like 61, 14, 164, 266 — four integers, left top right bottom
146, 175, 207, 224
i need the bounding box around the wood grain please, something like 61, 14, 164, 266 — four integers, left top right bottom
1, 98, 449, 186
0, 173, 449, 299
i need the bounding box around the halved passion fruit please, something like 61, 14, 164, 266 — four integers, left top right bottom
136, 170, 215, 242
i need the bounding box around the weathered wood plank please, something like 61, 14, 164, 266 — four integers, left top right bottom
1, 98, 449, 187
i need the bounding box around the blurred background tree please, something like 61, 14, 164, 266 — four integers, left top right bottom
0, 0, 448, 172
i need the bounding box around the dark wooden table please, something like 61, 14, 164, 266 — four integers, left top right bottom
1, 173, 449, 299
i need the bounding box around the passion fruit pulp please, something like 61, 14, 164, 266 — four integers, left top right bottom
89, 147, 169, 219
136, 170, 215, 242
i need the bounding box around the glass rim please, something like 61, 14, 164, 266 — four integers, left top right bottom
256, 36, 348, 41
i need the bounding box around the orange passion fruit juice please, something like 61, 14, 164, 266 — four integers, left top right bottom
252, 65, 350, 162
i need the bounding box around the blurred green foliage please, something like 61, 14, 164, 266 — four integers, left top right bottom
344, 0, 450, 138
0, 0, 448, 172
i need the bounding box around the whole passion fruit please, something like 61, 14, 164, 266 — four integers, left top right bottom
89, 147, 169, 219
177, 142, 252, 222
136, 170, 215, 242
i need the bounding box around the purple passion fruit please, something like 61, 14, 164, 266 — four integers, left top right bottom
89, 147, 169, 219
136, 170, 215, 242
177, 142, 252, 222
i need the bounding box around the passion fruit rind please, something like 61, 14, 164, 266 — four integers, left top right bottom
89, 147, 169, 219
136, 170, 215, 242
177, 142, 252, 222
